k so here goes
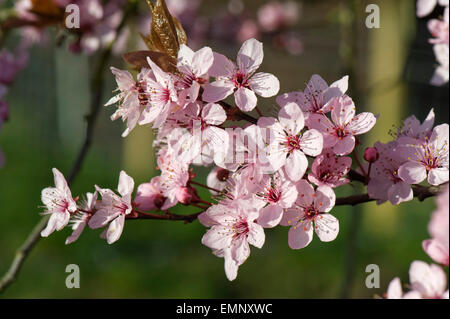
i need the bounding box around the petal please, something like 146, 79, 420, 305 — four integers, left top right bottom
192, 46, 214, 76
347, 112, 377, 135
294, 179, 315, 207
285, 150, 308, 181
110, 67, 134, 91
231, 238, 251, 265
248, 222, 265, 248
278, 102, 305, 135
300, 129, 323, 156
118, 170, 134, 198
237, 38, 263, 74
314, 213, 339, 242
202, 103, 227, 125
65, 222, 87, 245
409, 260, 447, 297
398, 161, 427, 184
386, 277, 403, 299
387, 182, 413, 205
257, 205, 283, 228
234, 87, 257, 112
417, 0, 437, 17
209, 52, 236, 78
224, 251, 239, 281
428, 168, 449, 186
201, 225, 232, 250
249, 72, 280, 97
106, 214, 125, 244
315, 186, 336, 213
202, 80, 235, 103
331, 96, 355, 126
422, 239, 449, 266
332, 135, 355, 156
288, 221, 313, 249
41, 214, 59, 237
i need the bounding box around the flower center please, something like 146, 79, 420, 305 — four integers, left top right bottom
233, 71, 249, 88
285, 135, 301, 152
304, 206, 319, 220
232, 218, 250, 239
265, 187, 281, 204
335, 127, 347, 139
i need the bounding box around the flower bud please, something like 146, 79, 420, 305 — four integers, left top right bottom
216, 168, 230, 182
176, 186, 200, 205
364, 147, 379, 163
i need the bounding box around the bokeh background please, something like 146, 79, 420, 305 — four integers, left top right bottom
0, 0, 448, 298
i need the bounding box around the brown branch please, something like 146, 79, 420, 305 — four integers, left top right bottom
0, 3, 137, 294
128, 211, 202, 224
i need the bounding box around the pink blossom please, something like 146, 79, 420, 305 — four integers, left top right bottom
170, 102, 229, 166
363, 147, 379, 163
255, 172, 298, 228
65, 191, 97, 245
89, 171, 134, 244
308, 95, 377, 155
257, 1, 300, 33
387, 261, 449, 299
394, 108, 435, 141
202, 38, 280, 112
0, 49, 28, 86
41, 168, 77, 237
106, 67, 152, 137
398, 124, 449, 186
417, 0, 449, 17
262, 102, 323, 181
280, 180, 338, 249
367, 141, 413, 205
427, 7, 449, 44
276, 74, 349, 121
236, 19, 260, 44
308, 150, 352, 188
139, 57, 179, 128
134, 176, 166, 211
423, 185, 449, 265
199, 200, 265, 281
176, 44, 214, 106
158, 151, 190, 210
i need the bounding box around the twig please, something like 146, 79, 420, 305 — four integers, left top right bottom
0, 3, 136, 294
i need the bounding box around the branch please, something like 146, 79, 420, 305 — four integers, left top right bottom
335, 184, 445, 206
0, 3, 136, 294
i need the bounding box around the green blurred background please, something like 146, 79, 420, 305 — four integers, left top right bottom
0, 0, 448, 298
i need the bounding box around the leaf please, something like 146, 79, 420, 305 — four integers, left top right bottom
30, 0, 63, 17
142, 0, 188, 59
122, 50, 177, 73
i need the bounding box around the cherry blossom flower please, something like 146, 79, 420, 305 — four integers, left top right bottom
417, 0, 449, 17
262, 102, 323, 181
199, 199, 265, 281
276, 74, 349, 122
106, 67, 153, 137
280, 180, 338, 249
41, 168, 77, 237
386, 261, 449, 299
367, 141, 413, 205
254, 172, 298, 228
308, 150, 352, 188
89, 171, 134, 244
398, 123, 449, 186
202, 38, 280, 112
257, 1, 300, 33
134, 176, 166, 211
427, 7, 449, 44
309, 95, 377, 156
158, 151, 190, 210
65, 191, 97, 245
170, 102, 229, 166
176, 44, 213, 106
423, 185, 449, 265
394, 108, 435, 141
139, 57, 179, 128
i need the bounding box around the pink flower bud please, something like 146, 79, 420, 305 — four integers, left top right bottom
364, 147, 379, 163
176, 186, 199, 205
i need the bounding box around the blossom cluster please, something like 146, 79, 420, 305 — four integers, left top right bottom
39, 38, 380, 281
367, 108, 448, 205
385, 185, 449, 299
417, 0, 449, 85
